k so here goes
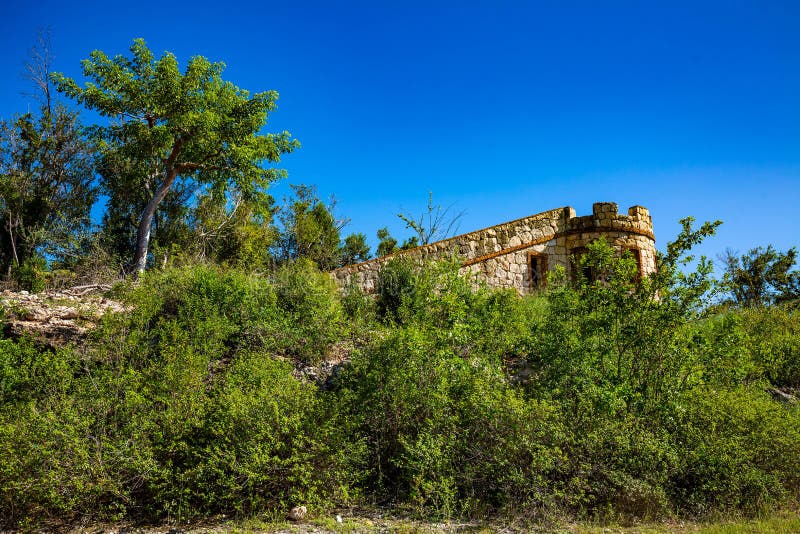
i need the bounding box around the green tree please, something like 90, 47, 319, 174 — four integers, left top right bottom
0, 36, 96, 277
52, 38, 299, 275
340, 232, 370, 266
532, 218, 722, 417
376, 227, 398, 257
720, 246, 800, 307
273, 184, 343, 270
374, 227, 423, 259
0, 110, 97, 276
96, 147, 195, 268
400, 236, 419, 250
186, 188, 275, 269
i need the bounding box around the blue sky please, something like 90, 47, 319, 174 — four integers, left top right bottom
1, 0, 798, 266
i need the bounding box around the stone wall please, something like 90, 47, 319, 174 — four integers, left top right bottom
330, 202, 656, 294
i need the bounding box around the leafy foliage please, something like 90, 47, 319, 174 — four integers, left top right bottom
2, 218, 800, 528
273, 185, 343, 271
184, 188, 276, 269
376, 226, 399, 257
4, 36, 797, 527
337, 325, 565, 518
720, 246, 800, 307
735, 305, 800, 388
272, 259, 346, 363
0, 106, 96, 277
375, 226, 418, 258
52, 38, 298, 273
0, 265, 354, 526
339, 232, 370, 266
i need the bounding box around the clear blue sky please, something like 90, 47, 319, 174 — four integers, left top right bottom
1, 0, 798, 266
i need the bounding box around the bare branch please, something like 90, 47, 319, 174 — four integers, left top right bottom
22, 29, 54, 115
196, 194, 243, 239
398, 191, 464, 245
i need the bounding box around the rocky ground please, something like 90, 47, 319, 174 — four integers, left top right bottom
0, 285, 127, 346
52, 518, 493, 534
27, 511, 800, 534
0, 286, 353, 385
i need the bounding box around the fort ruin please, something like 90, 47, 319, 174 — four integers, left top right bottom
331, 202, 657, 294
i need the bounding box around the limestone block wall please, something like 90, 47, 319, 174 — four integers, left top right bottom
330, 202, 656, 294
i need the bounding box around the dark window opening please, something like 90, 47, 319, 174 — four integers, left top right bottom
528, 253, 548, 289
628, 248, 643, 280
570, 247, 593, 282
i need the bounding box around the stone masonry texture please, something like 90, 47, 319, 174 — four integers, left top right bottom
330, 202, 657, 294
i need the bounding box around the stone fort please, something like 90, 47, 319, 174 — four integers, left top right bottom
331, 202, 656, 294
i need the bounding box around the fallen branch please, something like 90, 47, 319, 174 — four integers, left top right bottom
66, 284, 112, 296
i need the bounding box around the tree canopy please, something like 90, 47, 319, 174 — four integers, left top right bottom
720, 246, 800, 307
0, 35, 96, 279
273, 184, 344, 271
52, 38, 299, 274
340, 232, 370, 266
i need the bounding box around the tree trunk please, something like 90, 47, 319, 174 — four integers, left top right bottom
6, 214, 20, 271
131, 171, 177, 276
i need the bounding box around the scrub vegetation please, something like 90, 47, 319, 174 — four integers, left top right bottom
2, 223, 800, 529
1, 38, 799, 530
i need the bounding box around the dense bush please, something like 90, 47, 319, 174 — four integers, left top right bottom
0, 265, 352, 526
337, 325, 567, 518
668, 386, 800, 514
272, 259, 346, 363
738, 305, 800, 388
376, 256, 420, 322
12, 254, 48, 293
2, 231, 800, 528
0, 338, 102, 524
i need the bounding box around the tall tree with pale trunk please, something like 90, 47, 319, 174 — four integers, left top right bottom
53, 38, 299, 275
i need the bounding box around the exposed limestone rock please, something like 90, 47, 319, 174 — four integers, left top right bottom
288, 505, 307, 521
290, 340, 353, 389
1, 287, 127, 347
767, 387, 798, 404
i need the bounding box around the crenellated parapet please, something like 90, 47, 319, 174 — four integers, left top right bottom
565, 202, 654, 239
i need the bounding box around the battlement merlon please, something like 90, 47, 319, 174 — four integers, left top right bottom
588, 201, 651, 222
564, 202, 654, 239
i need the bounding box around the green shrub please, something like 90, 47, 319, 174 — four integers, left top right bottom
272, 259, 346, 363
0, 337, 76, 404
141, 353, 349, 518
127, 263, 278, 329
739, 306, 800, 388
0, 397, 106, 525
688, 312, 754, 386
0, 338, 112, 525
559, 417, 677, 520
13, 255, 48, 293
338, 325, 567, 518
4, 225, 800, 527
0, 266, 353, 527
341, 279, 375, 323
669, 386, 800, 515
376, 256, 419, 322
